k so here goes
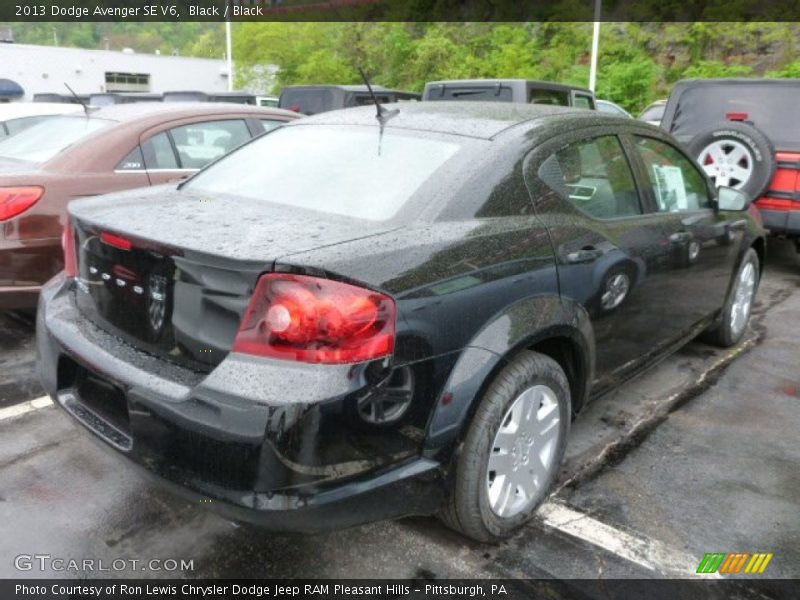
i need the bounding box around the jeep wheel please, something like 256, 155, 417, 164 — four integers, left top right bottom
687, 121, 776, 199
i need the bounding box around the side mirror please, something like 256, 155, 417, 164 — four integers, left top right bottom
717, 186, 752, 211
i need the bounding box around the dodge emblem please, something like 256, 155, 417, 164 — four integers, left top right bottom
147, 274, 168, 334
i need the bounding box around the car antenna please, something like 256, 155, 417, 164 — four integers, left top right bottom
64, 83, 92, 118
358, 67, 398, 156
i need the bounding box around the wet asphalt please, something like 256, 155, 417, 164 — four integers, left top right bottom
0, 240, 798, 586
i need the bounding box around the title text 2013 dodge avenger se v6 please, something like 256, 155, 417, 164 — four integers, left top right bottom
36, 102, 765, 542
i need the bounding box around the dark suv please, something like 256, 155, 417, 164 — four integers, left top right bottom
423, 79, 596, 109
278, 85, 420, 115
661, 79, 800, 252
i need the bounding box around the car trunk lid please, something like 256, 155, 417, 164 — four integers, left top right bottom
69, 187, 397, 370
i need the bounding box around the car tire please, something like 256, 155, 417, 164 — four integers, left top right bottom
687, 122, 776, 199
702, 248, 760, 348
439, 350, 571, 543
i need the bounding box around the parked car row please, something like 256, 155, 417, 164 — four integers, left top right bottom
33, 90, 278, 107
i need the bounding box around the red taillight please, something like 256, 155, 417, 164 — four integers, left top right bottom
100, 231, 133, 251
726, 112, 749, 121
756, 197, 798, 211
62, 219, 78, 278
233, 273, 396, 364
287, 104, 302, 113
0, 186, 44, 221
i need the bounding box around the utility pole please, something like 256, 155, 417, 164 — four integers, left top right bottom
225, 4, 233, 92
589, 0, 602, 92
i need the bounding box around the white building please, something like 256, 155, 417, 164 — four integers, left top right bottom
0, 42, 231, 101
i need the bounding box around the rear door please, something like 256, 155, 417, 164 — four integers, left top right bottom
527, 127, 687, 392
138, 117, 257, 186
627, 134, 742, 326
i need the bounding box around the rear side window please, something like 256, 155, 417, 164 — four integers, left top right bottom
260, 119, 283, 133
529, 89, 569, 106
168, 120, 251, 169
540, 135, 642, 219
573, 94, 594, 109
141, 132, 179, 170
184, 125, 461, 221
116, 146, 145, 171
634, 137, 711, 213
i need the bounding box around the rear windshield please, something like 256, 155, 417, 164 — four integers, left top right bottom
0, 116, 112, 163
426, 85, 513, 102
184, 125, 461, 221
668, 83, 800, 149
279, 89, 337, 115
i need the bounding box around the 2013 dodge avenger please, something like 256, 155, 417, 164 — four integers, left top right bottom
36, 102, 765, 542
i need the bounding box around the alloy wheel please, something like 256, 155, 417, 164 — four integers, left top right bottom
730, 262, 756, 338
698, 140, 754, 189
486, 384, 561, 518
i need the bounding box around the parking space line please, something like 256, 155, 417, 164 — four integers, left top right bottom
538, 501, 718, 578
0, 395, 53, 422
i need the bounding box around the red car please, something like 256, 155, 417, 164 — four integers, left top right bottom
0, 103, 299, 309
661, 79, 800, 253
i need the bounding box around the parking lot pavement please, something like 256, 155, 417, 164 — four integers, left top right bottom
0, 241, 797, 586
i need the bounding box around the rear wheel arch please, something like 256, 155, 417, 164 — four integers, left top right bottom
438, 326, 592, 452
423, 295, 595, 453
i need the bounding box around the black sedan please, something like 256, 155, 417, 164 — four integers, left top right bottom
36, 102, 765, 542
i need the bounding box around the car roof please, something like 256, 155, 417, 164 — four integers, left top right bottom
292, 101, 603, 140
425, 79, 593, 93
673, 78, 800, 90
281, 84, 411, 93
86, 102, 296, 123
0, 102, 84, 119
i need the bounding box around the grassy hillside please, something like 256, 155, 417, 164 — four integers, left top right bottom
4, 22, 798, 113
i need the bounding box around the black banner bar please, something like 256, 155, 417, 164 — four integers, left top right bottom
3, 0, 800, 22
2, 579, 797, 600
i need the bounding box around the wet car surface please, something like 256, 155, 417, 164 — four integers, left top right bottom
1, 241, 798, 584
34, 102, 765, 542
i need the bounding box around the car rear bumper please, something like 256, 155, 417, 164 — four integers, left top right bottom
0, 237, 60, 309
35, 275, 444, 531
758, 207, 800, 237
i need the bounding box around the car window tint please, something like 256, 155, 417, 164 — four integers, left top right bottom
184, 125, 461, 221
260, 119, 283, 133
116, 145, 145, 171
529, 89, 569, 106
4, 116, 50, 136
142, 132, 179, 170
169, 120, 250, 169
635, 137, 711, 212
540, 135, 642, 219
0, 116, 112, 163
573, 95, 593, 109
